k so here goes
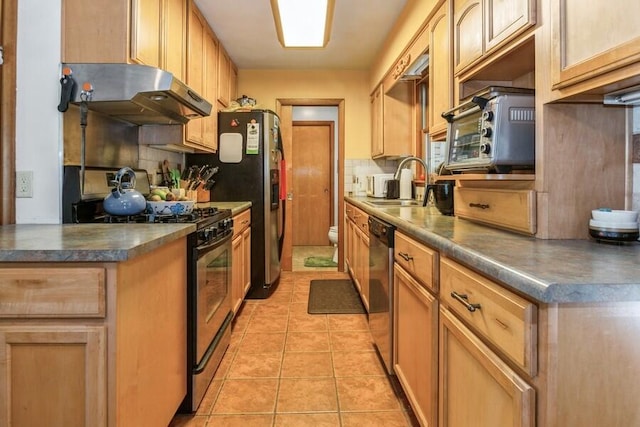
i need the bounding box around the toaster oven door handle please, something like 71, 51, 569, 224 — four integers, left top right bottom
441, 98, 484, 123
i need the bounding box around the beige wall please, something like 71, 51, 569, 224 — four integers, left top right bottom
238, 69, 371, 158
369, 0, 439, 90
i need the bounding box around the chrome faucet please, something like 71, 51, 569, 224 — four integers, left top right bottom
393, 156, 428, 180
393, 156, 429, 206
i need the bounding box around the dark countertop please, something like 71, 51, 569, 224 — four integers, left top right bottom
347, 196, 640, 304
0, 223, 195, 262
0, 202, 251, 263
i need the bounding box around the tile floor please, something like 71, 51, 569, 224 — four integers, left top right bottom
169, 270, 418, 427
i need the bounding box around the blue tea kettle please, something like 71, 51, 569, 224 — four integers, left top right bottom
103, 167, 146, 216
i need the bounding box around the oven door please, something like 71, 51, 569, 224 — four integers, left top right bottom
194, 232, 233, 366
445, 106, 486, 170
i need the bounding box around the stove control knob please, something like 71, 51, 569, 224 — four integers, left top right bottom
482, 111, 494, 122
480, 143, 491, 154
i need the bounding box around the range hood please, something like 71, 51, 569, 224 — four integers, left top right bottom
604, 85, 640, 106
399, 53, 429, 81
62, 63, 212, 125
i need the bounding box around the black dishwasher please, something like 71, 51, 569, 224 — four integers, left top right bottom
368, 216, 395, 375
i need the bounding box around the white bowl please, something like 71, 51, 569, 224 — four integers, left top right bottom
589, 219, 639, 231
146, 200, 195, 216
591, 209, 638, 223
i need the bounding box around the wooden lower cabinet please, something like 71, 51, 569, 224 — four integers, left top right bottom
344, 203, 369, 311
0, 238, 187, 427
393, 264, 438, 427
231, 209, 251, 314
0, 326, 107, 427
439, 306, 535, 427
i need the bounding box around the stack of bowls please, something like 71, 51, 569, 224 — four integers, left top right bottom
589, 209, 639, 242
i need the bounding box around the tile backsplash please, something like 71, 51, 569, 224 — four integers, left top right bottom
344, 158, 399, 196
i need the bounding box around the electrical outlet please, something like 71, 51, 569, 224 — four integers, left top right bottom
16, 171, 33, 198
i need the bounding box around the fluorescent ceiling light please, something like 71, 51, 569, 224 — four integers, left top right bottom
271, 0, 335, 48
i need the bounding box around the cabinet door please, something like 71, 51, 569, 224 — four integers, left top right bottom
357, 228, 370, 311
551, 0, 640, 89
439, 307, 535, 427
131, 0, 162, 67
217, 47, 231, 107
186, 2, 205, 145
230, 63, 238, 103
0, 326, 107, 427
484, 0, 535, 53
381, 82, 414, 158
163, 0, 186, 81
394, 264, 438, 427
429, 0, 451, 137
370, 86, 384, 158
231, 234, 243, 314
454, 0, 483, 73
242, 227, 252, 297
202, 30, 219, 150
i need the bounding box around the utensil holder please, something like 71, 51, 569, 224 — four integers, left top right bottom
186, 190, 198, 201
197, 188, 210, 202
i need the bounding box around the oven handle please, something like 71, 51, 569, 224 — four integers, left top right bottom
195, 230, 233, 257
193, 311, 233, 375
441, 96, 486, 123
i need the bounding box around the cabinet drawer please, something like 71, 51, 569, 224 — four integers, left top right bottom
454, 187, 536, 235
440, 258, 536, 375
233, 209, 251, 236
0, 268, 106, 318
394, 232, 438, 292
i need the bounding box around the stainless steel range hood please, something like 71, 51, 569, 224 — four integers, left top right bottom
62, 63, 212, 125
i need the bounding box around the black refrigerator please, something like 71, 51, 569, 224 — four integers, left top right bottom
188, 109, 284, 298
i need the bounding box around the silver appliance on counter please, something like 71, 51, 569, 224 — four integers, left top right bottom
442, 86, 535, 173
366, 173, 395, 198
187, 109, 284, 299
368, 216, 396, 374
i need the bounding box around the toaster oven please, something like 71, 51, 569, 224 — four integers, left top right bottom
442, 87, 535, 173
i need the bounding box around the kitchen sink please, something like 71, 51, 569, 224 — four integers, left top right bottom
364, 199, 423, 207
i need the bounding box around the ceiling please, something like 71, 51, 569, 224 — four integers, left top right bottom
194, 0, 409, 70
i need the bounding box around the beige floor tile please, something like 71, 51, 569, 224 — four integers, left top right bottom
196, 379, 224, 415
252, 301, 291, 316
237, 332, 286, 353
332, 351, 387, 377
246, 314, 289, 333
336, 377, 402, 411
285, 331, 331, 352
329, 331, 376, 351
341, 411, 411, 427
274, 412, 341, 426
276, 378, 338, 412
227, 352, 283, 379
213, 348, 236, 381
212, 379, 278, 414
289, 302, 310, 315
292, 289, 310, 303
207, 414, 274, 426
281, 352, 333, 378
288, 312, 328, 332
327, 314, 369, 331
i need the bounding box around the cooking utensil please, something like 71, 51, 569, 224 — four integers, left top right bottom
203, 180, 216, 191
103, 167, 147, 216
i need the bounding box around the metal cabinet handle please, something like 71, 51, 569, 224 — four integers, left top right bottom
469, 203, 490, 210
450, 291, 481, 312
398, 252, 413, 261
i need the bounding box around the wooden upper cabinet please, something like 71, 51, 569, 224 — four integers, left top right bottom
454, 0, 483, 73
453, 0, 535, 75
186, 1, 205, 145
218, 47, 231, 107
370, 85, 384, 158
203, 29, 219, 149
429, 0, 451, 137
63, 0, 185, 78
131, 0, 162, 67
230, 63, 238, 103
163, 0, 187, 81
551, 0, 640, 92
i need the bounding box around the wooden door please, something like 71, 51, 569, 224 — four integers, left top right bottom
429, 1, 451, 138
291, 121, 334, 246
454, 0, 483, 74
0, 0, 16, 224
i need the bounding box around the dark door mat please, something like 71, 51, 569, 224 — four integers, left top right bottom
308, 279, 366, 314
